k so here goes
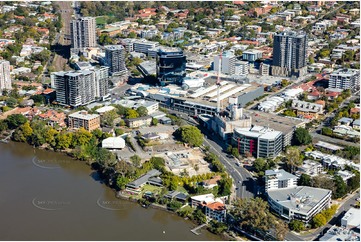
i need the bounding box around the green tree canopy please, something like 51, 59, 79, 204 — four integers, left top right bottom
6, 114, 27, 129
298, 174, 311, 186
174, 125, 203, 147
125, 109, 139, 119
136, 106, 148, 117
293, 127, 312, 145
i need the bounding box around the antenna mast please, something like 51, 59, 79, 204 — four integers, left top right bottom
216, 51, 222, 113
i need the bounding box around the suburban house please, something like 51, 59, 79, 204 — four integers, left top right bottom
38, 109, 66, 128
164, 191, 188, 203
202, 175, 222, 189
126, 169, 163, 194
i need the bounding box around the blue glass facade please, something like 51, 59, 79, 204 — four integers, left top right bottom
156, 48, 186, 86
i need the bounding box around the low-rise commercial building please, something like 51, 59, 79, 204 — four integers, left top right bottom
341, 208, 360, 229
125, 116, 152, 128
319, 225, 360, 241
68, 111, 100, 131
268, 186, 332, 222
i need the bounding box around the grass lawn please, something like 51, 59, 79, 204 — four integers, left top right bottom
141, 184, 163, 195
96, 16, 107, 25
176, 186, 188, 194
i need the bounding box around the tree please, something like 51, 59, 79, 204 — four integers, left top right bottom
72, 128, 92, 147
274, 220, 288, 241
149, 157, 165, 170
55, 132, 73, 150
232, 197, 282, 236
128, 32, 137, 38
96, 148, 117, 167
0, 120, 8, 132
284, 109, 296, 117
231, 147, 240, 158
311, 175, 335, 193
125, 109, 139, 119
30, 95, 45, 105
130, 154, 141, 167
167, 200, 183, 211
285, 146, 302, 173
253, 158, 266, 173
99, 34, 113, 45
293, 127, 312, 145
6, 97, 18, 108
102, 110, 119, 127
347, 173, 360, 192
193, 209, 207, 224
116, 175, 129, 190
208, 220, 228, 235
136, 106, 148, 117
44, 127, 59, 146
151, 118, 158, 126
174, 125, 203, 147
298, 174, 312, 186
312, 213, 326, 228
6, 114, 27, 129
333, 175, 347, 199
217, 176, 232, 196
289, 220, 305, 232
321, 127, 333, 136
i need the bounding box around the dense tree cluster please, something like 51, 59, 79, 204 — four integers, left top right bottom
312, 205, 338, 228
232, 197, 288, 241
173, 125, 203, 147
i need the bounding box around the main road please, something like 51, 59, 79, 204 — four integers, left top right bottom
169, 110, 256, 199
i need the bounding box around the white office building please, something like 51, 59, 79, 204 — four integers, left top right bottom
214, 51, 236, 75
268, 186, 332, 222
0, 60, 11, 91
234, 61, 249, 75
265, 169, 298, 193
133, 39, 160, 54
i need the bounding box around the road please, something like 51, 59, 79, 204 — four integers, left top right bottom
200, 126, 256, 199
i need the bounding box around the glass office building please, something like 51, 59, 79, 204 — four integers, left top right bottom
156, 47, 186, 86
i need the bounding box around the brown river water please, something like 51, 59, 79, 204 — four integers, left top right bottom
0, 142, 221, 241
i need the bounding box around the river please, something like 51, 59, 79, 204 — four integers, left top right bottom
0, 142, 221, 241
